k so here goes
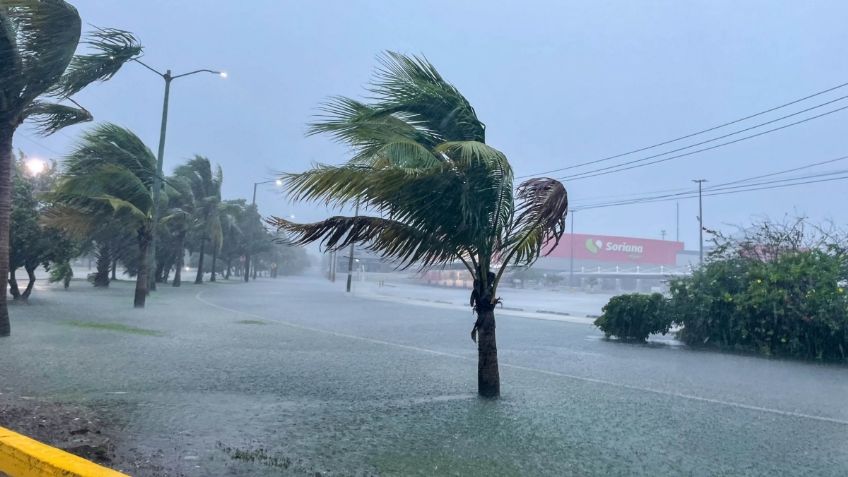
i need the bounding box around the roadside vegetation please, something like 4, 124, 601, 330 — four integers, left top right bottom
596, 218, 848, 362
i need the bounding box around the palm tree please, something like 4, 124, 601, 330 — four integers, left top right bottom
174, 156, 222, 284
159, 176, 195, 287
0, 1, 141, 336
219, 199, 247, 279
45, 124, 157, 308
269, 53, 568, 398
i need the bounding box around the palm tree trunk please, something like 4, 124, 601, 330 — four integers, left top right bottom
225, 258, 231, 280
95, 242, 111, 287
173, 232, 185, 287
9, 268, 20, 300
210, 246, 218, 282
244, 253, 250, 282
21, 265, 36, 300
476, 308, 500, 398
111, 256, 117, 280
134, 232, 151, 308
0, 127, 13, 337
195, 239, 205, 284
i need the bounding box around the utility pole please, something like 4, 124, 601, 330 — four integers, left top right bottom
661, 230, 667, 241
693, 179, 707, 264
675, 202, 680, 242
569, 209, 575, 287
346, 200, 360, 292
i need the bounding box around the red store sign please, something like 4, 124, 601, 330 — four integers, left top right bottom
544, 233, 684, 265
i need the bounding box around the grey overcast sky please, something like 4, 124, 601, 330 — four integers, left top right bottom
14, 1, 848, 250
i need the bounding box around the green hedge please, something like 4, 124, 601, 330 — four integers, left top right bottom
595, 248, 848, 361
594, 293, 672, 341
669, 250, 848, 361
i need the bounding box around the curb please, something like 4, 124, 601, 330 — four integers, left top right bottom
0, 426, 127, 477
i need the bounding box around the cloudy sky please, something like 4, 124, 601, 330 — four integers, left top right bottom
15, 1, 848, 250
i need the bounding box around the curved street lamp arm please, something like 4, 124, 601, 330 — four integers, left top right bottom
172, 69, 224, 80
132, 58, 166, 78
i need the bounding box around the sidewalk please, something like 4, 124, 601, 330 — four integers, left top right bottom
350, 275, 613, 325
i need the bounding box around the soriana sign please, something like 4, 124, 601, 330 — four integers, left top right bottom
544, 233, 684, 265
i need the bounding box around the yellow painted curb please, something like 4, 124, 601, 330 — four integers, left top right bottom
0, 426, 128, 477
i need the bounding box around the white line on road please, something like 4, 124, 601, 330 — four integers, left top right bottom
195, 290, 848, 427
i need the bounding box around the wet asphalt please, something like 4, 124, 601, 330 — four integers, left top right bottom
1, 275, 847, 476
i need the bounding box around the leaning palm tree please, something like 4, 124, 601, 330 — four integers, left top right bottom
0, 1, 141, 336
174, 156, 222, 284
269, 53, 568, 398
45, 124, 157, 308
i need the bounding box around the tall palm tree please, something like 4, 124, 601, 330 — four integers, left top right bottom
269, 53, 568, 398
219, 199, 247, 279
0, 1, 141, 336
45, 123, 157, 308
159, 175, 195, 287
174, 156, 222, 284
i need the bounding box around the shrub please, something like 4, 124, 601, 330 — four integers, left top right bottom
667, 218, 848, 361
595, 293, 672, 341
670, 249, 848, 360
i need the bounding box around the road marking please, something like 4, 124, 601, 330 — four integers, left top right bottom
195, 290, 848, 427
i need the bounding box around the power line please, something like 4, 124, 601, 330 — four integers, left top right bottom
568, 154, 848, 206
558, 104, 848, 182
13, 133, 64, 156
574, 171, 848, 211
518, 79, 848, 178
574, 169, 848, 209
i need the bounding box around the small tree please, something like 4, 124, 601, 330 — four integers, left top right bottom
9, 154, 76, 299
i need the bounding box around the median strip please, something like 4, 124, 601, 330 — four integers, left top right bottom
0, 426, 127, 477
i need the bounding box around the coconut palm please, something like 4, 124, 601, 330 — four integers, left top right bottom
159, 175, 195, 287
45, 124, 157, 308
269, 53, 568, 398
174, 156, 222, 284
0, 1, 141, 336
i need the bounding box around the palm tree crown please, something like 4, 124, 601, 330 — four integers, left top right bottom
270, 52, 568, 303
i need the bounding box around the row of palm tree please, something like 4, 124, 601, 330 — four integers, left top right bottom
41, 124, 279, 308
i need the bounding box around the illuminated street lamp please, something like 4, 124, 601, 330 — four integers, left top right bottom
24, 158, 46, 176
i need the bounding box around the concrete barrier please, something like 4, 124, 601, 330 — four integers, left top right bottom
0, 426, 127, 477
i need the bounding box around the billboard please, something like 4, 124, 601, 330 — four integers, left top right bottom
544, 233, 684, 265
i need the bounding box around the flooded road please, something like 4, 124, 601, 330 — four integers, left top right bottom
2, 276, 847, 476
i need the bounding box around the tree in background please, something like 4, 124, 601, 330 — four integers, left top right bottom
174, 156, 222, 285
45, 124, 157, 308
9, 153, 76, 299
0, 0, 141, 336
270, 53, 568, 397
158, 176, 195, 287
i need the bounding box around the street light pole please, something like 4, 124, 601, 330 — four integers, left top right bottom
693, 179, 707, 264
246, 179, 281, 281
135, 59, 226, 291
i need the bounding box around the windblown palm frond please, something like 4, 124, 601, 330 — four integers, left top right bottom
500, 178, 569, 267
0, 0, 81, 112
46, 123, 156, 237
22, 100, 91, 135
50, 27, 142, 98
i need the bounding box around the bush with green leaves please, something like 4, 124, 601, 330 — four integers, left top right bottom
670, 249, 848, 360
668, 218, 848, 361
594, 293, 672, 341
